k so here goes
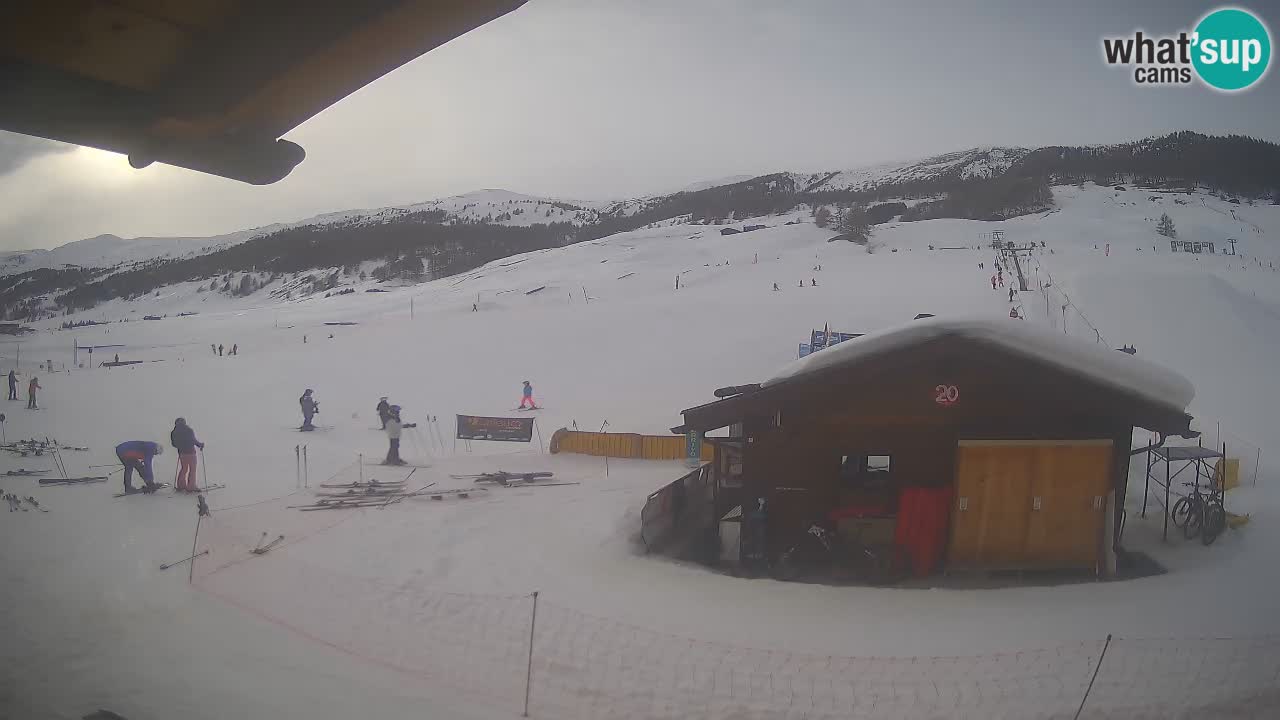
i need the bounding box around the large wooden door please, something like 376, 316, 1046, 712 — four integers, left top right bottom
1024, 443, 1112, 569
950, 444, 1035, 568
950, 441, 1112, 571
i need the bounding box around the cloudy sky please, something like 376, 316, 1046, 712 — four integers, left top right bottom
2, 0, 1277, 250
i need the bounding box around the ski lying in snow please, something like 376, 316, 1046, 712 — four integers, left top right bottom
313, 488, 406, 498
169, 484, 226, 495
252, 533, 285, 555
378, 483, 438, 504
408, 488, 488, 501
318, 479, 407, 489
5, 469, 51, 476
113, 483, 171, 498
511, 407, 542, 412
450, 471, 554, 480
289, 426, 334, 432
457, 471, 555, 486
295, 498, 388, 511
39, 476, 108, 485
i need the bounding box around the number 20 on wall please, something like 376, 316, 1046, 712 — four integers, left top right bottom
934, 384, 959, 406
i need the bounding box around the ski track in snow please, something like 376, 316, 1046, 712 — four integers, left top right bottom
2, 184, 1280, 719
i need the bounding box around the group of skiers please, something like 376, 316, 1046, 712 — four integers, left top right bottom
295, 383, 539, 465
7, 369, 41, 409
114, 418, 206, 494
210, 343, 239, 356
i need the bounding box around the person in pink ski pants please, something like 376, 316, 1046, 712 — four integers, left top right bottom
519, 381, 538, 410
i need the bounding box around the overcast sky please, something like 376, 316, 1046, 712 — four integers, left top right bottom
2, 0, 1277, 250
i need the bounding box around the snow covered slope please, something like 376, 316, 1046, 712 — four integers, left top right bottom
3, 182, 1280, 719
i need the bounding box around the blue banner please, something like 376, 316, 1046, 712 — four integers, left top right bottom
798, 343, 811, 358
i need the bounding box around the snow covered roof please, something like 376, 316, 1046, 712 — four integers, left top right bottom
763, 315, 1194, 412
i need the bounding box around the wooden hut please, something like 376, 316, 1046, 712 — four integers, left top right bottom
674, 317, 1196, 578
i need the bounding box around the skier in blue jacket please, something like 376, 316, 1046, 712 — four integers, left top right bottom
115, 440, 164, 494
518, 380, 538, 410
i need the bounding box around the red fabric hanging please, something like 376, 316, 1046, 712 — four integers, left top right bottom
894, 486, 954, 577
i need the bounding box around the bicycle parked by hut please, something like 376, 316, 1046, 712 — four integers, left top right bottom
1171, 478, 1227, 545
773, 514, 911, 585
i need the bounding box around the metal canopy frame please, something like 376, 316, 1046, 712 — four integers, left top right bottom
1141, 439, 1225, 541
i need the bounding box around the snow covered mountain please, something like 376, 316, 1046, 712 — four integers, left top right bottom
5, 132, 1278, 322
791, 147, 1030, 194
0, 147, 1047, 278
0, 227, 280, 275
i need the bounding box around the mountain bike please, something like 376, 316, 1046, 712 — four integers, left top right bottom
773, 517, 910, 585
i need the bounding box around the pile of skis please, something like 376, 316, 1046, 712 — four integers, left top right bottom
290, 477, 488, 511
2, 438, 88, 457
452, 471, 577, 488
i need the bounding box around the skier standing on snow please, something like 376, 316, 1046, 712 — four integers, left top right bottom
7, 370, 16, 401
519, 381, 538, 410
990, 275, 997, 290
115, 440, 163, 494
170, 418, 206, 493
384, 405, 406, 465
299, 389, 318, 431
211, 344, 216, 355
1008, 287, 1016, 302
218, 344, 224, 357
231, 344, 238, 356
27, 376, 41, 409
376, 397, 391, 429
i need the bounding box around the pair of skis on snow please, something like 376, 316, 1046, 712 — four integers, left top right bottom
450, 471, 578, 488
112, 483, 225, 499
290, 483, 487, 510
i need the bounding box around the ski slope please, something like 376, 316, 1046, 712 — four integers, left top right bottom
2, 183, 1279, 719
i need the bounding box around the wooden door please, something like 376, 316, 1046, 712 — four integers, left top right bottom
950, 444, 1035, 568
950, 441, 1112, 571
1024, 443, 1112, 570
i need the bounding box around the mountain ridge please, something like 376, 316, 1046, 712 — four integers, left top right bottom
4, 131, 1278, 320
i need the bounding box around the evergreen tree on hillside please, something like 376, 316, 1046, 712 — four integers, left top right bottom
813, 206, 832, 228
836, 205, 872, 243
1157, 213, 1177, 238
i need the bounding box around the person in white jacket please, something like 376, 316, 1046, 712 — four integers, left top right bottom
384, 406, 405, 465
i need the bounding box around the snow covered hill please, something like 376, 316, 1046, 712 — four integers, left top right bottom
3, 181, 1280, 719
